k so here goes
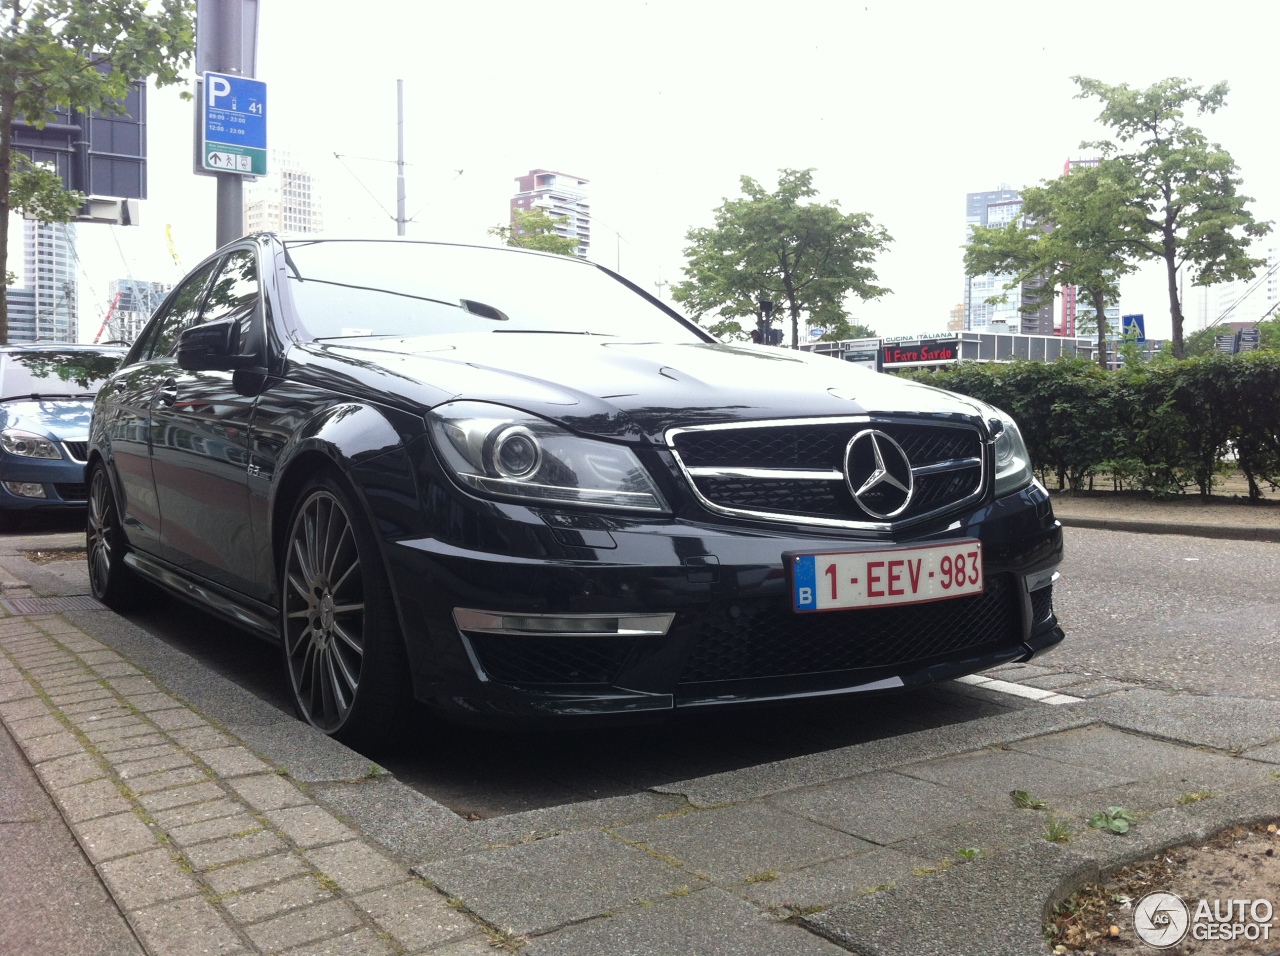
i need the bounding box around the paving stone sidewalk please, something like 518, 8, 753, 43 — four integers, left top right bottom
0, 615, 490, 956
1, 512, 1279, 955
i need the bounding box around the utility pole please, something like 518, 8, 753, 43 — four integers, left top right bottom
396, 80, 406, 236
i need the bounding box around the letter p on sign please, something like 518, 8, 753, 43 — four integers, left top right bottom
208, 75, 231, 106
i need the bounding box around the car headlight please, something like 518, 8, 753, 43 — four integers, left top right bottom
991, 411, 1033, 497
427, 401, 669, 513
0, 429, 63, 460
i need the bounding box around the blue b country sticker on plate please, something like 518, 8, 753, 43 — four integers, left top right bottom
793, 555, 818, 610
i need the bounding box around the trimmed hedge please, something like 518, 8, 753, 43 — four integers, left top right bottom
898, 352, 1280, 499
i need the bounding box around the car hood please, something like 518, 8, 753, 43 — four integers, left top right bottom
320, 334, 989, 442
0, 398, 94, 439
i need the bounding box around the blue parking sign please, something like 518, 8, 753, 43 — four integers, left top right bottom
202, 72, 267, 175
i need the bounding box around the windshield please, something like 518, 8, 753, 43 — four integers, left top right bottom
0, 349, 123, 399
282, 240, 707, 343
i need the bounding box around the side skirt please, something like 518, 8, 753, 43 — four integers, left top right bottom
122, 551, 279, 643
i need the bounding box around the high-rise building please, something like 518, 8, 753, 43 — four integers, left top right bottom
99, 279, 171, 343
510, 170, 590, 257
963, 188, 1053, 334
244, 150, 324, 234
4, 218, 78, 344
1198, 244, 1280, 327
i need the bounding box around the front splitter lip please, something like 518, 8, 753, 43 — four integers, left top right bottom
440, 632, 1057, 719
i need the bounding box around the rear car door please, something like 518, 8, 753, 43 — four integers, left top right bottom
99, 261, 219, 553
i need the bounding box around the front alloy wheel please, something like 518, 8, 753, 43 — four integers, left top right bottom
282, 487, 368, 734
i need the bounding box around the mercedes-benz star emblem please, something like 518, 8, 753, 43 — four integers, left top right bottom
845, 430, 914, 519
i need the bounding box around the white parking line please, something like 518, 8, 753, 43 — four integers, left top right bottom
956, 674, 1084, 705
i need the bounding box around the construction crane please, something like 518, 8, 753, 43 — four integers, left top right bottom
165, 224, 183, 271
93, 292, 123, 344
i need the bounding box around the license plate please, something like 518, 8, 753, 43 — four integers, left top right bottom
790, 540, 983, 612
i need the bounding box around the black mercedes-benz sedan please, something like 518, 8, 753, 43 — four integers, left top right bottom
87, 235, 1063, 744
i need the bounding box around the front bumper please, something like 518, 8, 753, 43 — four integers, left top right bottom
0, 454, 89, 515
384, 482, 1064, 720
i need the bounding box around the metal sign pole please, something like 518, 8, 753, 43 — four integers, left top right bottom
197, 0, 262, 247
396, 80, 406, 237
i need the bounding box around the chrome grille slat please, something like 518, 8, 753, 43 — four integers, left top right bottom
667, 416, 987, 530
913, 457, 983, 476
686, 467, 844, 481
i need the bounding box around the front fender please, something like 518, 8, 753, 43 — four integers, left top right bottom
266, 402, 426, 575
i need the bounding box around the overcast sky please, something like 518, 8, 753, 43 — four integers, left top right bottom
70, 0, 1280, 342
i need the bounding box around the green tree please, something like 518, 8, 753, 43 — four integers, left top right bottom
816, 317, 877, 343
1258, 314, 1280, 352
1184, 325, 1226, 358
965, 161, 1144, 367
672, 168, 891, 348
1074, 76, 1272, 359
488, 208, 580, 257
1, 0, 195, 343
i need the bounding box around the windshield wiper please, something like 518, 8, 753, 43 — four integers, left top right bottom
490, 329, 614, 336
287, 276, 457, 307
1, 393, 96, 402
286, 276, 511, 324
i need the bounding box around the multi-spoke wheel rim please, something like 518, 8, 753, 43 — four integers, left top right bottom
87, 470, 114, 598
283, 490, 366, 732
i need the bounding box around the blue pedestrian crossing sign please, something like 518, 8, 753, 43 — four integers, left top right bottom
202, 72, 267, 176
1122, 314, 1145, 343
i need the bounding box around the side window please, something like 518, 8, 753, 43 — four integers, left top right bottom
198, 250, 259, 354
147, 260, 220, 359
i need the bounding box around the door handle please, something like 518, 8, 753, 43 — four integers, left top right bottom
156, 379, 177, 407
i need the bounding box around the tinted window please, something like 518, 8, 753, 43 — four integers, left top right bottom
282, 241, 706, 343
199, 250, 259, 352
148, 259, 220, 358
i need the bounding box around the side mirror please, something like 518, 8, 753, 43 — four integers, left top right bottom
176, 317, 258, 371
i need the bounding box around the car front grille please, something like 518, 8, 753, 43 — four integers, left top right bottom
467, 634, 639, 685
62, 441, 89, 463
53, 482, 87, 502
677, 575, 1020, 685
667, 417, 986, 529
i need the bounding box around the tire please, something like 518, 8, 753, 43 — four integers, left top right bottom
86, 464, 151, 611
279, 474, 408, 746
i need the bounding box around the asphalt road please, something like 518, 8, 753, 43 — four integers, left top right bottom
1047, 527, 1280, 701
8, 516, 1277, 817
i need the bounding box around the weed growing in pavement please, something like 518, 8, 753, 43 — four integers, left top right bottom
1011, 789, 1047, 809
913, 860, 954, 877
1177, 790, 1215, 805
862, 881, 896, 895
741, 870, 779, 884
1088, 806, 1137, 835
954, 847, 982, 862
1043, 818, 1072, 843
